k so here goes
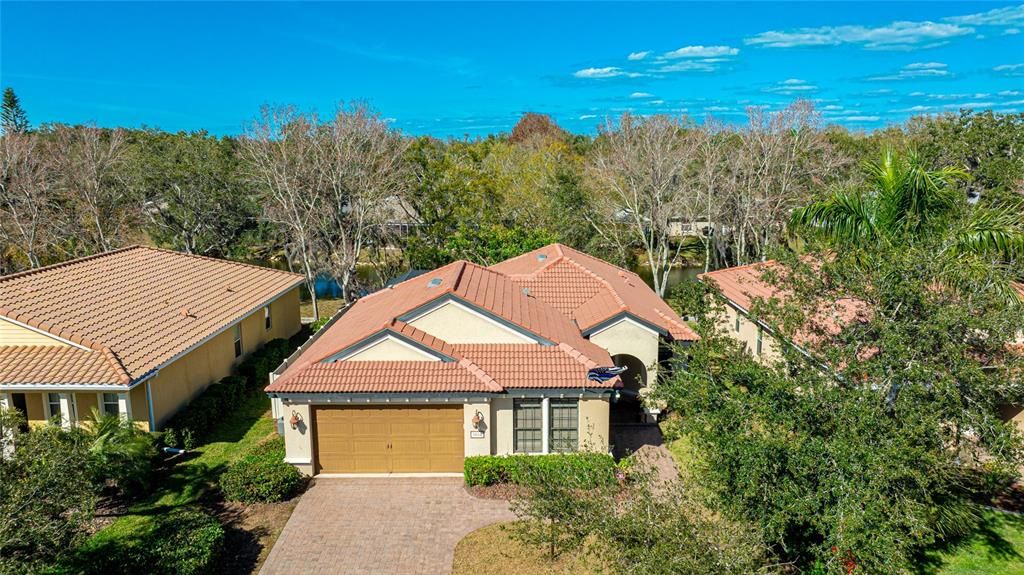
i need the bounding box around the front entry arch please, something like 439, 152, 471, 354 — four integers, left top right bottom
610, 353, 647, 425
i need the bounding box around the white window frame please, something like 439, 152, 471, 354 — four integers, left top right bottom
98, 392, 120, 418
734, 313, 741, 333
513, 397, 580, 454
264, 305, 272, 331
45, 392, 76, 429
233, 324, 243, 358
756, 327, 763, 356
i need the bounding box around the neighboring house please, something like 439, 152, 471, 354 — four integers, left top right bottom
0, 246, 303, 431
268, 243, 699, 476
667, 217, 715, 239
701, 264, 1024, 434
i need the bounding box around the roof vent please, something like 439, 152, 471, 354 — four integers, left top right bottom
536, 253, 548, 261
427, 278, 443, 288
522, 287, 530, 296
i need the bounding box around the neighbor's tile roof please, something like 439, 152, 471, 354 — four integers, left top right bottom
0, 345, 127, 386
269, 246, 644, 395
698, 261, 784, 312
491, 244, 699, 341
0, 246, 303, 385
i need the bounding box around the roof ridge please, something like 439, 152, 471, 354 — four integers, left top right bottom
555, 342, 599, 370
0, 245, 140, 283
455, 358, 504, 392
99, 346, 133, 384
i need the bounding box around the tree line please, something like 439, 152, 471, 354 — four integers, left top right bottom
2, 87, 1022, 312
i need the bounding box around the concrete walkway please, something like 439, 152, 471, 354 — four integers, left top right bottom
259, 478, 514, 575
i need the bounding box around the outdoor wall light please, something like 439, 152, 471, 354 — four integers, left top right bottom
289, 410, 303, 430
471, 410, 484, 430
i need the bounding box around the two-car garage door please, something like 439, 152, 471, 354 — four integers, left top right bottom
313, 406, 464, 474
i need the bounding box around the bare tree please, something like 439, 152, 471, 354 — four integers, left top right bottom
0, 131, 54, 271
717, 101, 842, 265
48, 124, 139, 256
242, 106, 326, 320
589, 113, 702, 297
313, 102, 409, 302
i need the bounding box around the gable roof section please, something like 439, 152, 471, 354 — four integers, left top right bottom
490, 243, 699, 342
0, 246, 303, 383
698, 261, 784, 313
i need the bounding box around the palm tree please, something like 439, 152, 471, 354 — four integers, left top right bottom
791, 147, 1024, 302
88, 409, 156, 495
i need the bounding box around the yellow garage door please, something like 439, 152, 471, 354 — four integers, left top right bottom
314, 406, 464, 474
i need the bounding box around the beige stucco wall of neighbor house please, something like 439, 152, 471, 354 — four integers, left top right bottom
463, 402, 492, 457
579, 398, 610, 452
408, 301, 537, 344
718, 304, 783, 364
282, 403, 314, 476
145, 286, 302, 430
344, 337, 441, 361
0, 317, 69, 346
588, 318, 660, 388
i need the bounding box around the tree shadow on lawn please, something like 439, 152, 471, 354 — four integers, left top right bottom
914, 510, 1024, 574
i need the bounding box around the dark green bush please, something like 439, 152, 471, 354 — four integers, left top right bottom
220, 437, 305, 503
72, 506, 224, 575
464, 453, 616, 488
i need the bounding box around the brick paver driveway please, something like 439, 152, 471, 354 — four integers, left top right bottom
259, 478, 514, 575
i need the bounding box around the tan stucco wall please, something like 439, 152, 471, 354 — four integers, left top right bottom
344, 337, 441, 361
463, 402, 492, 457
718, 304, 783, 364
408, 301, 537, 344
492, 397, 514, 455
0, 317, 69, 346
283, 403, 314, 475
588, 319, 660, 388
579, 398, 610, 452
146, 286, 302, 429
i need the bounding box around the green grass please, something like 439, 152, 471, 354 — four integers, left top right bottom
71, 391, 276, 563
922, 510, 1024, 575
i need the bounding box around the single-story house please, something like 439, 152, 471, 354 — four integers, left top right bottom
700, 263, 1024, 433
0, 246, 303, 431
268, 243, 699, 476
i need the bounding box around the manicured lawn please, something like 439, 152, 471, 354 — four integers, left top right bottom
300, 297, 345, 321
923, 510, 1024, 575
453, 522, 605, 575
70, 391, 294, 574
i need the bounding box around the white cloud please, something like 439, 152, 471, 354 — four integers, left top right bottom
627, 51, 651, 61
654, 61, 718, 73
573, 67, 645, 79
999, 90, 1022, 96
868, 62, 952, 81
1005, 28, 1021, 35
763, 78, 818, 94
994, 63, 1024, 75
650, 100, 665, 105
745, 20, 973, 50
841, 115, 881, 122
630, 92, 655, 99
704, 105, 733, 112
945, 4, 1024, 27
661, 45, 739, 59
578, 114, 597, 120
821, 104, 844, 111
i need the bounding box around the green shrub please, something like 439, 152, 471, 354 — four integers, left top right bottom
238, 354, 272, 388
73, 506, 224, 575
464, 453, 616, 488
220, 437, 305, 503
309, 316, 331, 333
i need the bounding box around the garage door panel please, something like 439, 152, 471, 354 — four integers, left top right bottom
314, 406, 464, 474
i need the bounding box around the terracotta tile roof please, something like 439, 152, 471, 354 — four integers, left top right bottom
0, 246, 303, 384
699, 260, 872, 347
265, 361, 500, 394
282, 259, 610, 373
1014, 282, 1024, 300
270, 247, 643, 396
0, 345, 126, 386
491, 244, 699, 341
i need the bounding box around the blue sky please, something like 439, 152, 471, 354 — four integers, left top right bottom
2, 2, 1022, 137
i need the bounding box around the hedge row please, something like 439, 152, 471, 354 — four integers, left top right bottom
464, 453, 618, 488
220, 436, 306, 503
163, 338, 293, 449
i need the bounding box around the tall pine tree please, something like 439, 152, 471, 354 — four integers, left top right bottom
2, 88, 29, 133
